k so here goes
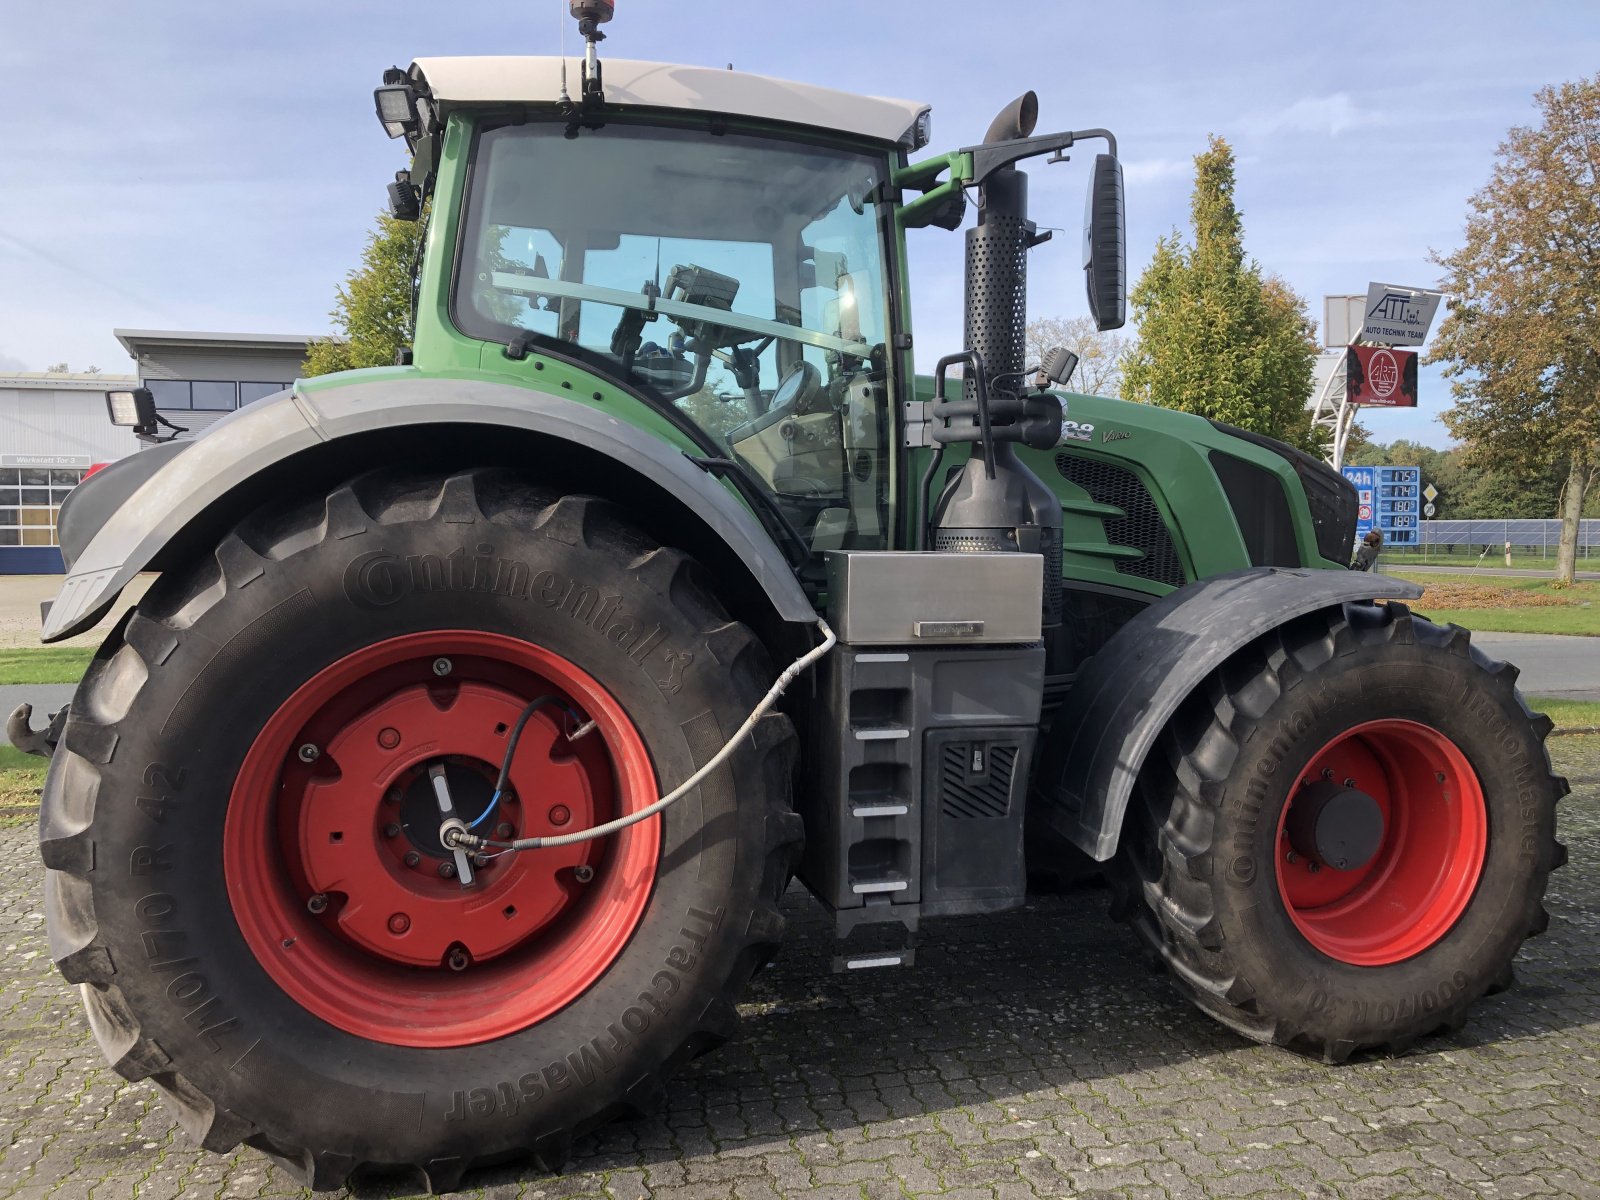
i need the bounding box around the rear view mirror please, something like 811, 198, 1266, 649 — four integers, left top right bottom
1083, 153, 1126, 331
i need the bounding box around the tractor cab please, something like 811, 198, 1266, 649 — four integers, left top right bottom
387, 54, 929, 557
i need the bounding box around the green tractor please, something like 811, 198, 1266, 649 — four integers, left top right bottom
21, 4, 1564, 1191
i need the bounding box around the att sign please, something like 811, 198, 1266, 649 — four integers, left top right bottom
1360, 283, 1441, 348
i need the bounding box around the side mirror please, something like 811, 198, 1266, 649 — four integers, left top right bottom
106, 388, 158, 436
1083, 153, 1126, 332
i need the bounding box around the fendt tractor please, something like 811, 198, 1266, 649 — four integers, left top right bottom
16, 3, 1565, 1191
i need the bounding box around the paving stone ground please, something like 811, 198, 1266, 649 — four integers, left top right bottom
3, 737, 1599, 1200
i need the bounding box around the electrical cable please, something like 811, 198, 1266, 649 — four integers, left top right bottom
469, 693, 563, 830
449, 618, 838, 854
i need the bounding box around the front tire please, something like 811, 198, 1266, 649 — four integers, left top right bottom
1112, 601, 1567, 1060
40, 469, 801, 1191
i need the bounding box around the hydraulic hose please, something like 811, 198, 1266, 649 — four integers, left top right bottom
449, 617, 837, 854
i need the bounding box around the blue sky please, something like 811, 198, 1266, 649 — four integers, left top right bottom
3, 1, 1596, 447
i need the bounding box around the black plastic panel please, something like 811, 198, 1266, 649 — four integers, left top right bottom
1208, 420, 1358, 564
1053, 452, 1185, 586
1208, 450, 1300, 567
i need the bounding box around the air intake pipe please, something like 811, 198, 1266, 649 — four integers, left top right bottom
931, 92, 1064, 629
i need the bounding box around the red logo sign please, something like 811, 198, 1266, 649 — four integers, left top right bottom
1347, 344, 1418, 408
1358, 504, 1373, 521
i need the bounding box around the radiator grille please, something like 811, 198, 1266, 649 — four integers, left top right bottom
1053, 453, 1185, 587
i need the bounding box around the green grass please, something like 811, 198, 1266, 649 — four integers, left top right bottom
1384, 550, 1596, 570
1529, 697, 1600, 731
0, 647, 94, 685
0, 744, 47, 809
1386, 570, 1600, 637
1423, 607, 1600, 636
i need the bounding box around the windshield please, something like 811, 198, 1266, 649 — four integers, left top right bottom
456, 120, 898, 551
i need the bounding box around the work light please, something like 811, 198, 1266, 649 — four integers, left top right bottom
105, 388, 157, 433
374, 83, 418, 140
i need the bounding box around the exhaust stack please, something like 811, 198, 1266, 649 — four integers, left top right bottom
931, 92, 1064, 629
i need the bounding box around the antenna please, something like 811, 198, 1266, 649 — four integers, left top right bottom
558, 0, 570, 105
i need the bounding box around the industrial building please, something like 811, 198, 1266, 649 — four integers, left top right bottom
0, 329, 314, 572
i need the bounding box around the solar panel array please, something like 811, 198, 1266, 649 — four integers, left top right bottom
1410, 519, 1600, 549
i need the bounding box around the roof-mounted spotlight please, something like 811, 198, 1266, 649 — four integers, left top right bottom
374, 69, 419, 140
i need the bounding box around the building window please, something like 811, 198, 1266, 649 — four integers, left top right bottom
190, 381, 238, 410
147, 380, 193, 409
0, 467, 83, 549
239, 381, 287, 405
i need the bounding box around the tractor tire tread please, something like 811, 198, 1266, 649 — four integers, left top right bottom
1110, 601, 1564, 1060
41, 467, 803, 1193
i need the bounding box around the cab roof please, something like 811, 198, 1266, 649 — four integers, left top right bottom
409, 56, 930, 149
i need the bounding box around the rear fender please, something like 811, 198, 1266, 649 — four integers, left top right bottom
1033, 566, 1424, 861
43, 376, 816, 641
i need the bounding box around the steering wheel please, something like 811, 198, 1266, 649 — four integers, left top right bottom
768, 360, 822, 419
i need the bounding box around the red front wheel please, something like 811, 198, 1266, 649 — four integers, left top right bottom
1115, 602, 1565, 1060
1275, 719, 1487, 967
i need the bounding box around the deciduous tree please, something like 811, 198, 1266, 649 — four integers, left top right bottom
1024, 315, 1130, 398
1431, 75, 1600, 583
1120, 137, 1319, 451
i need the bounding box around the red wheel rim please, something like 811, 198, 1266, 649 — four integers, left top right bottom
224, 631, 660, 1047
1274, 719, 1487, 966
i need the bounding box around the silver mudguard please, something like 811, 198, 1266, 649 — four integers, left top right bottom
1033, 566, 1425, 862
43, 376, 817, 641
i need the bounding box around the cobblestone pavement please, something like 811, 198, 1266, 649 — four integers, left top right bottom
3, 738, 1599, 1200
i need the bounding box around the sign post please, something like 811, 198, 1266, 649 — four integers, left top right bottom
1311, 283, 1443, 469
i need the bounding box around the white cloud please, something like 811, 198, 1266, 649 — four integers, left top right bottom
1244, 93, 1389, 137
0, 350, 27, 373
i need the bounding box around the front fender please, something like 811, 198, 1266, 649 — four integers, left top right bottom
43, 376, 816, 641
1034, 566, 1424, 861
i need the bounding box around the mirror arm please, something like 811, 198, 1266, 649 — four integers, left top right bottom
893, 151, 974, 230
961, 128, 1118, 187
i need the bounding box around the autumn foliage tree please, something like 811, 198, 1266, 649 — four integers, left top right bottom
303, 210, 426, 376
1431, 75, 1600, 584
1121, 137, 1319, 450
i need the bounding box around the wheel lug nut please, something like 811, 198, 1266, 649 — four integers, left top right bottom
495, 822, 514, 839
439, 861, 456, 879
432, 657, 453, 676
298, 743, 320, 763
1344, 778, 1357, 788
384, 823, 401, 838
306, 893, 328, 914
447, 947, 470, 971
404, 851, 421, 868
388, 913, 410, 935
549, 805, 571, 826
573, 864, 595, 883
377, 727, 401, 750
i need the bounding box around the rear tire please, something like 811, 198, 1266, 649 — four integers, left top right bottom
1111, 601, 1567, 1061
39, 468, 802, 1191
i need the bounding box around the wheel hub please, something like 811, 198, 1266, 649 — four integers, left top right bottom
1286, 780, 1384, 872
223, 630, 662, 1047
396, 759, 498, 859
